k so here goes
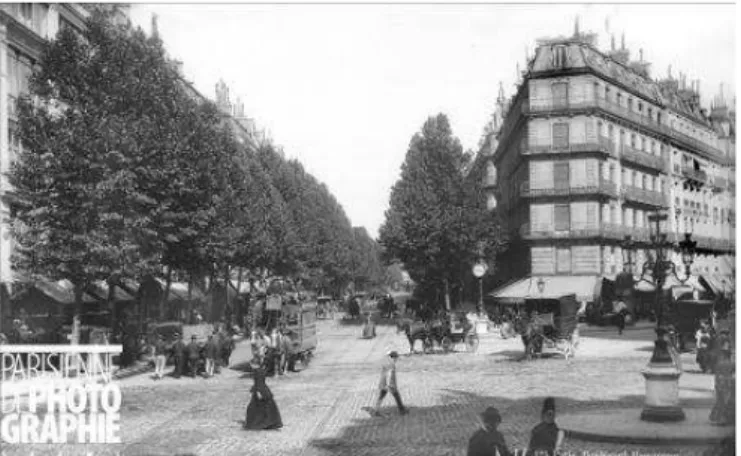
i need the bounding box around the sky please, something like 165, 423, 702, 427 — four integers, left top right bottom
128, 3, 735, 239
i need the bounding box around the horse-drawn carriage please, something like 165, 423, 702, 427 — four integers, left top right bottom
400, 312, 479, 354
515, 294, 580, 360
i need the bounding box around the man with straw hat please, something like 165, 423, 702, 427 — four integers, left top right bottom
467, 406, 513, 456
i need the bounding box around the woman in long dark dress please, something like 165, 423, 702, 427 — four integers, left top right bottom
244, 366, 283, 430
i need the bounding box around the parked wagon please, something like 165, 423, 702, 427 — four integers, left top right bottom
516, 294, 580, 360
282, 301, 318, 368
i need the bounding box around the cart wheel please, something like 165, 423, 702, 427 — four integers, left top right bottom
466, 334, 479, 353
441, 336, 453, 353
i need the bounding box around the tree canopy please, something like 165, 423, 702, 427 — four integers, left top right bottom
9, 9, 384, 322
379, 114, 506, 310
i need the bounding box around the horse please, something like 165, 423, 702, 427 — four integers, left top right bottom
398, 320, 431, 354
513, 316, 542, 361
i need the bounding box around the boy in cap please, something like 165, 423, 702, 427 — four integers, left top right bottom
525, 397, 564, 456
467, 407, 512, 456
372, 351, 408, 416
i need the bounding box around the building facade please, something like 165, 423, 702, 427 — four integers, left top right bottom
489, 26, 735, 301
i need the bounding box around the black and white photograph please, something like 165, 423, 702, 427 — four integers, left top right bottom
0, 2, 736, 455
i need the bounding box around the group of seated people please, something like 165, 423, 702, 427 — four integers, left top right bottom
468, 397, 565, 456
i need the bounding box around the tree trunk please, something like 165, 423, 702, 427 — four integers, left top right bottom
159, 266, 172, 320
73, 283, 84, 344
187, 279, 194, 324
235, 267, 244, 327
444, 279, 451, 311
107, 277, 117, 331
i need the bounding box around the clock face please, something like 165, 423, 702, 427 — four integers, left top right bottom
473, 264, 487, 278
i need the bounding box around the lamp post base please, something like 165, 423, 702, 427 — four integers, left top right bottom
641, 406, 686, 422
641, 334, 685, 423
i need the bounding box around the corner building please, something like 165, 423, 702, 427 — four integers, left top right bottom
491, 28, 735, 303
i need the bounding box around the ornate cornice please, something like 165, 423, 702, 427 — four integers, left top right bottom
0, 11, 45, 61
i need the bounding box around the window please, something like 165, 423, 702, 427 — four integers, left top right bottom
631, 134, 637, 148
552, 123, 569, 149
555, 204, 570, 231
638, 102, 643, 113
609, 164, 616, 182
642, 175, 648, 190
632, 171, 638, 187
627, 98, 633, 112
553, 45, 567, 68
552, 82, 568, 108
554, 162, 570, 190
556, 248, 571, 273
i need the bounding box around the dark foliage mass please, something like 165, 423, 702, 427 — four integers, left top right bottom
8, 8, 386, 318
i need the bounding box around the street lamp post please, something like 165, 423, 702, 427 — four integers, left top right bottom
637, 211, 696, 423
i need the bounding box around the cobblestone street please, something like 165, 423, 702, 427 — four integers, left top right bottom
1, 320, 728, 456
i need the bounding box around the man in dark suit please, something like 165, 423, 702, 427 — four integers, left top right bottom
187, 335, 201, 378
467, 407, 512, 456
171, 332, 186, 378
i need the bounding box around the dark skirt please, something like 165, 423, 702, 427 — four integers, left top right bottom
244, 391, 283, 430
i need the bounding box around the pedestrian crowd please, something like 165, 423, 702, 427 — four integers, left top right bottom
151, 327, 236, 380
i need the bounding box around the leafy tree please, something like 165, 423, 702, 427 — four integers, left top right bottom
379, 114, 505, 310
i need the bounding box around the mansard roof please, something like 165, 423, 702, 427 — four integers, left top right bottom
529, 40, 711, 128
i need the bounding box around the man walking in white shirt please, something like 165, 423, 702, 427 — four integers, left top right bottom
372, 351, 408, 416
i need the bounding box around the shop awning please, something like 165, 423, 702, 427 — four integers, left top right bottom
701, 275, 735, 296
489, 275, 601, 305
35, 280, 99, 305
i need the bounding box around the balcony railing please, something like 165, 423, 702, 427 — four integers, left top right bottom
621, 185, 669, 207
521, 179, 618, 198
520, 223, 627, 241
524, 136, 617, 158
681, 166, 708, 183
620, 145, 667, 172
526, 98, 726, 160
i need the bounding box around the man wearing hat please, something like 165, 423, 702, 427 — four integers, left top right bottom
372, 351, 408, 416
186, 335, 201, 378
525, 397, 564, 456
467, 407, 512, 456
171, 332, 186, 379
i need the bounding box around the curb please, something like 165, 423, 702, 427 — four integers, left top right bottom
561, 408, 734, 445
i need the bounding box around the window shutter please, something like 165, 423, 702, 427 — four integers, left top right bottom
556, 248, 572, 273
569, 160, 586, 188
552, 123, 569, 149
552, 82, 568, 107
571, 202, 587, 230
555, 204, 570, 231
554, 162, 570, 190
585, 159, 598, 186
531, 247, 556, 275
586, 202, 598, 228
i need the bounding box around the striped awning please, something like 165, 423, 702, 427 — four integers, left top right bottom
489, 275, 601, 304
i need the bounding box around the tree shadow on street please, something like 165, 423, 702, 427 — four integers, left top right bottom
308, 389, 721, 456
